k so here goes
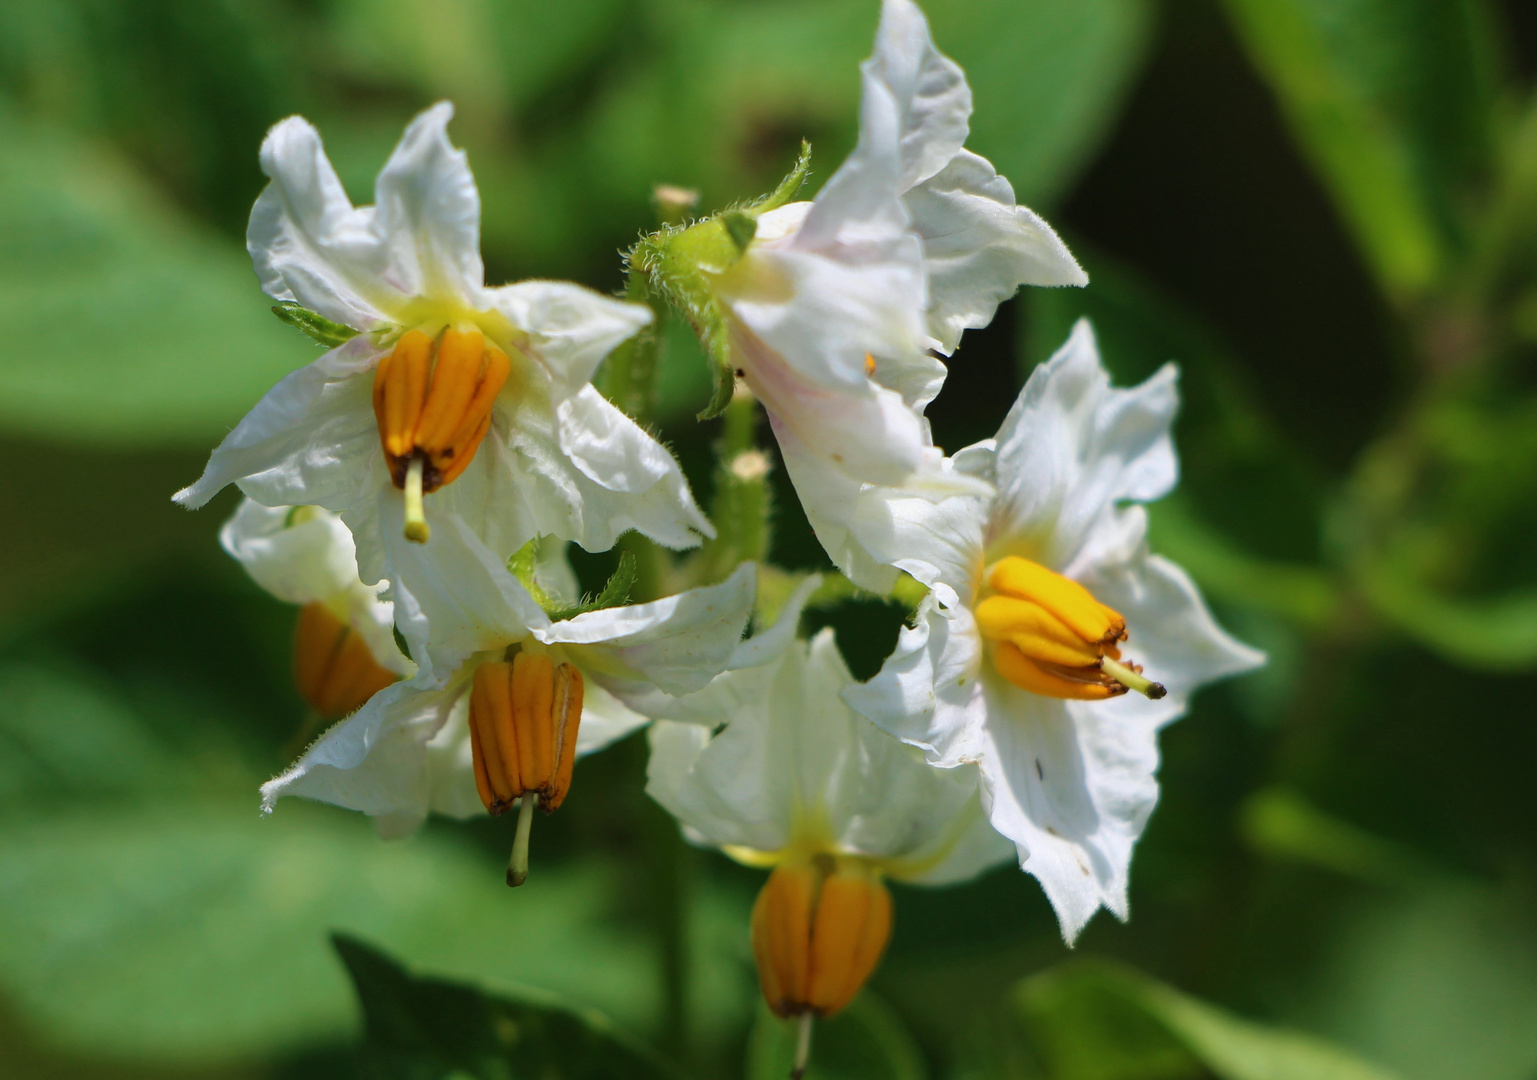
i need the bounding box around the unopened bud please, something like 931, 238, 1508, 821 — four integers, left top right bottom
750, 856, 892, 1020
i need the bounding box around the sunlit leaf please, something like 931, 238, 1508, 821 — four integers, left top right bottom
334, 934, 680, 1080
0, 103, 313, 446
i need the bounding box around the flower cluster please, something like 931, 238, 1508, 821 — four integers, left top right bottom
179, 0, 1260, 1071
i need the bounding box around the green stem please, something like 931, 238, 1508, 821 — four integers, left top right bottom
602, 269, 668, 425
695, 388, 772, 584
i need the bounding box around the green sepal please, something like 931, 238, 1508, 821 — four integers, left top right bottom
627, 143, 811, 422
751, 140, 812, 215
270, 301, 359, 348
507, 540, 638, 622
722, 210, 757, 253
551, 551, 638, 622
698, 306, 737, 421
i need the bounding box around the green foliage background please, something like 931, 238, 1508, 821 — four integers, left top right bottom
2, 0, 1536, 1078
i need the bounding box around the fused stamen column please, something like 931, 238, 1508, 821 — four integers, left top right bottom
467, 653, 584, 817
751, 855, 893, 1020
976, 557, 1165, 700
292, 601, 398, 718
372, 327, 511, 542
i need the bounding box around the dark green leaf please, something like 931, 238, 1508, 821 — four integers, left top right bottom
334, 934, 680, 1080
1217, 0, 1501, 300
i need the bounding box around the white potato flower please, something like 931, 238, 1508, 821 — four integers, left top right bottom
675, 0, 1086, 590
177, 102, 711, 592
261, 511, 757, 870
844, 321, 1264, 942
221, 498, 412, 718
648, 628, 1011, 1030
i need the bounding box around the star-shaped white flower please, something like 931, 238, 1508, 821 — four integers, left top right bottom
177, 103, 711, 590
697, 0, 1085, 588
844, 321, 1264, 942
222, 498, 412, 718
649, 627, 1009, 884
648, 626, 1010, 1033
260, 511, 757, 845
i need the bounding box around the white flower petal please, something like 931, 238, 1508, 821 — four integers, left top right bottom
486, 281, 652, 399
989, 321, 1179, 569
381, 503, 551, 679
416, 386, 710, 560
370, 101, 484, 309
219, 499, 359, 604
651, 629, 1010, 883
799, 0, 970, 245
174, 336, 382, 512
722, 237, 928, 395
751, 343, 928, 489
843, 596, 991, 769
555, 386, 713, 546
1085, 553, 1266, 711
247, 117, 394, 330
777, 420, 991, 593
975, 676, 1155, 944
248, 103, 484, 328
259, 679, 459, 829
537, 562, 757, 698
906, 149, 1087, 354
572, 678, 651, 756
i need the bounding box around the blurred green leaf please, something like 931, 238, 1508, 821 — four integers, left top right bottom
1025, 250, 1330, 596
1300, 885, 1537, 1080
0, 102, 313, 446
1360, 558, 1537, 671
0, 800, 664, 1063
1240, 787, 1432, 886
334, 934, 679, 1080
1009, 961, 1403, 1080
926, 0, 1152, 208
1149, 497, 1340, 630
0, 659, 177, 804
1217, 0, 1500, 302
745, 992, 927, 1080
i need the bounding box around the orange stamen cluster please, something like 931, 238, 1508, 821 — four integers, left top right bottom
293, 602, 398, 717
751, 856, 893, 1019
468, 653, 584, 816
977, 557, 1163, 700
372, 328, 511, 492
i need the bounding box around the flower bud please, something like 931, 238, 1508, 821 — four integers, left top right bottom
292, 601, 399, 717
751, 856, 893, 1019
977, 556, 1165, 700
467, 652, 584, 816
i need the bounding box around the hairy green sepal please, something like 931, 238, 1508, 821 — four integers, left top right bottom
629, 143, 812, 421
271, 301, 359, 348
507, 540, 638, 622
